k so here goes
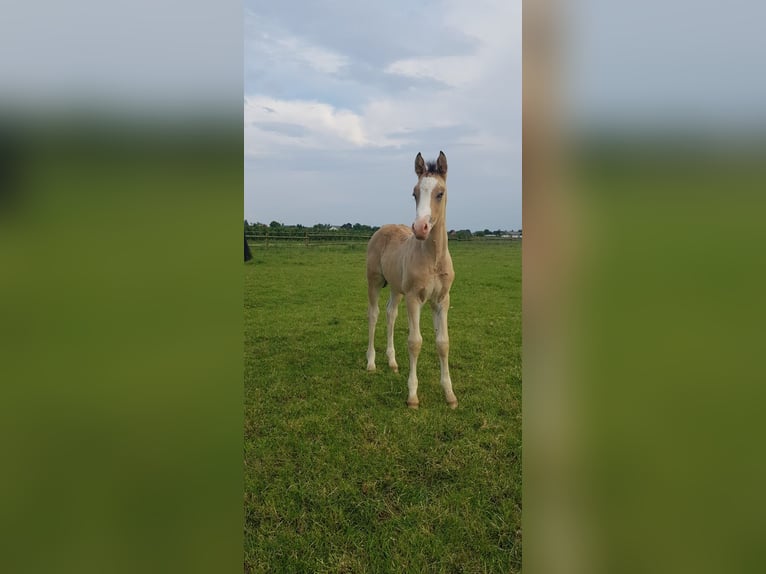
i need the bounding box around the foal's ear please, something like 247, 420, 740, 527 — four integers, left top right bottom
437, 151, 448, 176
415, 152, 425, 176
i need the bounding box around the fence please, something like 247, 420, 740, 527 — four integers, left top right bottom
245, 231, 521, 248
245, 232, 372, 247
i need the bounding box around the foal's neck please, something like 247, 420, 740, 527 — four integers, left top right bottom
418, 218, 449, 264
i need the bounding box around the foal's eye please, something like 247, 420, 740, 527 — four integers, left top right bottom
436, 192, 444, 200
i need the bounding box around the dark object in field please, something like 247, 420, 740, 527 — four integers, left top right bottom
0, 128, 22, 218
244, 235, 253, 261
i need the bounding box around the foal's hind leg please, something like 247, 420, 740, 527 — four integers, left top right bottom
366, 279, 383, 371
385, 292, 403, 372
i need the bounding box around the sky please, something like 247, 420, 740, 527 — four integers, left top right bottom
243, 0, 522, 231
563, 0, 766, 132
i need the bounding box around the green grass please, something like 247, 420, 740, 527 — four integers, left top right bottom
244, 241, 521, 573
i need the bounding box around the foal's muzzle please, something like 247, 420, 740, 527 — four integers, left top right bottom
412, 217, 431, 240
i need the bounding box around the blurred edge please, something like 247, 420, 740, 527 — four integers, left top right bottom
523, 2, 589, 573
525, 2, 766, 574
0, 2, 243, 573
0, 110, 244, 574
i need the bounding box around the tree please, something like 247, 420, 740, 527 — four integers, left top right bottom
270, 220, 283, 229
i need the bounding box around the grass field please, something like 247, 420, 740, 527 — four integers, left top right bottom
244, 240, 521, 573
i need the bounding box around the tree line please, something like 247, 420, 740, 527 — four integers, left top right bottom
244, 221, 521, 240
244, 221, 380, 237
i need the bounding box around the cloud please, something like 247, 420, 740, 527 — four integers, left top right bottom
244, 96, 409, 156
384, 56, 481, 88
245, 0, 521, 153
381, 1, 521, 90
243, 0, 522, 230
255, 30, 349, 75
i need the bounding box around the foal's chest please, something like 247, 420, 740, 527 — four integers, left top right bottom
418, 271, 452, 303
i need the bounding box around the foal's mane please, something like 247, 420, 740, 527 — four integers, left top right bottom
424, 160, 441, 175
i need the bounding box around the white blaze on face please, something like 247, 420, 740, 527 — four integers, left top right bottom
416, 177, 437, 221
413, 176, 437, 239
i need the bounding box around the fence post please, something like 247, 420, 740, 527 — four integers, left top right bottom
305, 231, 309, 247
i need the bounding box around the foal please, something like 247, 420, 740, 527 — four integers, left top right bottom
366, 151, 457, 409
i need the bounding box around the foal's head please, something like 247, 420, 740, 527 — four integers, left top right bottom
412, 151, 448, 240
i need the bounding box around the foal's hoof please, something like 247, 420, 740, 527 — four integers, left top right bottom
447, 400, 458, 410
366, 364, 376, 372
390, 365, 399, 374
407, 399, 419, 409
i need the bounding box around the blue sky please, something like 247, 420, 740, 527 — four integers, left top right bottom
244, 0, 522, 231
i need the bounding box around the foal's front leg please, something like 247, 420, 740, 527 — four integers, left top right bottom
405, 294, 423, 408
432, 294, 457, 408
386, 292, 403, 372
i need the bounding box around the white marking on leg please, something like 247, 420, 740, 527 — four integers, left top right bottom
432, 296, 457, 407
386, 292, 402, 372
366, 299, 379, 371
406, 295, 423, 407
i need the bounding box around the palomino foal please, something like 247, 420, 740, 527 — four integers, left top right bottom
366, 151, 457, 409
